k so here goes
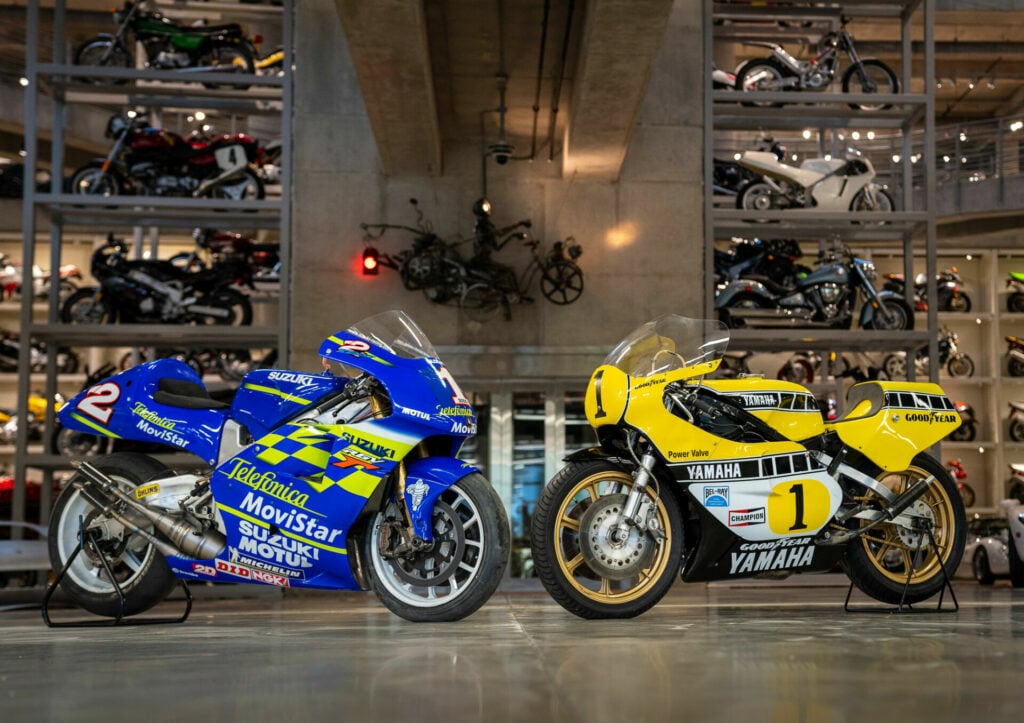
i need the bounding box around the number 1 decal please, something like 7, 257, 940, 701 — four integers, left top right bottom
788, 482, 807, 531
434, 363, 470, 406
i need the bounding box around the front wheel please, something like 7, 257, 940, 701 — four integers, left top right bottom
1009, 292, 1024, 313
364, 472, 510, 622
862, 298, 914, 331
1009, 417, 1024, 442
48, 453, 177, 617
842, 452, 966, 606
944, 292, 971, 313
735, 58, 788, 107
1008, 356, 1024, 377
69, 164, 123, 197
850, 186, 894, 214
60, 287, 116, 324
947, 422, 975, 442
947, 354, 975, 378
882, 353, 908, 379
841, 59, 899, 110
74, 38, 131, 84
192, 288, 253, 326
530, 459, 684, 619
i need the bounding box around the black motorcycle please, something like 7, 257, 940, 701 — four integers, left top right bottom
882, 268, 972, 313
714, 237, 806, 288
715, 246, 913, 330
59, 234, 254, 326
947, 401, 978, 442
74, 0, 258, 88
882, 328, 975, 379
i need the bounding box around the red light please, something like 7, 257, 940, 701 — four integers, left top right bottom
362, 247, 379, 275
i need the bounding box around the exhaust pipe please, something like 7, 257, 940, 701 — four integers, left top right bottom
74, 461, 226, 560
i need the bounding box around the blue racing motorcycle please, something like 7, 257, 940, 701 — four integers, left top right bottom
48, 310, 510, 622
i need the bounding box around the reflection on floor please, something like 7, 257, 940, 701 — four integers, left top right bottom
2, 574, 1022, 721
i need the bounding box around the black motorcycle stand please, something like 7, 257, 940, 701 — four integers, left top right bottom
41, 518, 192, 628
843, 518, 959, 614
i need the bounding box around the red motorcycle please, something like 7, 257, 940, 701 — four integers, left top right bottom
69, 113, 265, 200
170, 228, 280, 285
946, 458, 976, 508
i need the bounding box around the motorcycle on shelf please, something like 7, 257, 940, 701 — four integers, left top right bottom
734, 14, 898, 110
882, 268, 972, 313
1005, 465, 1024, 504
882, 328, 975, 379
1007, 400, 1024, 442
0, 330, 79, 375
170, 228, 281, 286
734, 140, 894, 217
713, 237, 807, 288
1005, 335, 1024, 377
74, 0, 259, 88
529, 314, 966, 618
1006, 272, 1024, 312
47, 310, 510, 622
60, 234, 254, 326
945, 459, 976, 508
69, 114, 265, 200
715, 245, 913, 330
777, 350, 851, 385
947, 401, 978, 442
0, 254, 82, 303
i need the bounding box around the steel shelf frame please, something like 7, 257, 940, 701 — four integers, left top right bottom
704, 0, 939, 396
11, 0, 294, 531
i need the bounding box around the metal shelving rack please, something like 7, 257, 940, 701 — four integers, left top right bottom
12, 0, 293, 529
703, 0, 939, 396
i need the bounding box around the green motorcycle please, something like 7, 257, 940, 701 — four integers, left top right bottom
74, 1, 257, 88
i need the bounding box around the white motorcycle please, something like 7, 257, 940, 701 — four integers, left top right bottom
735, 145, 894, 215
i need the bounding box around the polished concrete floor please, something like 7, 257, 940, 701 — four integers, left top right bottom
1, 574, 1022, 722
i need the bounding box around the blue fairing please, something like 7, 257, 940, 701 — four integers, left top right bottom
56, 358, 227, 464
231, 369, 348, 439
403, 456, 481, 540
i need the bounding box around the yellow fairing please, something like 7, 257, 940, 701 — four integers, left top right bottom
701, 378, 826, 442
588, 365, 807, 462
827, 381, 961, 472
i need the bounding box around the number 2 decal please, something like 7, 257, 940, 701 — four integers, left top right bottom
76, 382, 121, 425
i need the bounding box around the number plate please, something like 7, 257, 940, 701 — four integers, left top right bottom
214, 144, 248, 175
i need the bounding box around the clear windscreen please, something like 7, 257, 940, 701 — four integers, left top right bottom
345, 309, 438, 359
602, 315, 730, 378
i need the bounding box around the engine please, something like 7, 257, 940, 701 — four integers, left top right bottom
804, 68, 832, 89
128, 162, 198, 195
809, 282, 850, 320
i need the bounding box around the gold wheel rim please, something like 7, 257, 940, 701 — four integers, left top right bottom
553, 470, 673, 604
857, 464, 955, 584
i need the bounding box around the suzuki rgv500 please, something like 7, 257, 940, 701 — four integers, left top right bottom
530, 315, 965, 618
49, 310, 510, 622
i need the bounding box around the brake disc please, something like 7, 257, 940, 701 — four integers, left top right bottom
577, 494, 658, 580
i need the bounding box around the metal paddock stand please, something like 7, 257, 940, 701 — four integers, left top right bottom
41, 517, 192, 627
843, 518, 959, 614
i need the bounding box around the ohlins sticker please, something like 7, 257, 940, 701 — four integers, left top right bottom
728, 507, 766, 526
729, 538, 815, 574
681, 452, 817, 482
223, 457, 317, 512
237, 519, 322, 568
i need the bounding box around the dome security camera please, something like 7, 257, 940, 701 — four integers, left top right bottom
488, 141, 514, 165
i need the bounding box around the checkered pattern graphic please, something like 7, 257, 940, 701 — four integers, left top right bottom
255, 424, 333, 474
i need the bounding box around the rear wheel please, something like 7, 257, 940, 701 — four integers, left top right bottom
735, 58, 788, 107
530, 459, 684, 619
1009, 418, 1024, 442
69, 165, 122, 197
947, 354, 975, 378
364, 473, 510, 622
1009, 293, 1024, 313
198, 44, 255, 89
718, 292, 771, 329
843, 452, 966, 606
540, 259, 584, 305
209, 168, 264, 202
48, 453, 177, 617
193, 288, 253, 326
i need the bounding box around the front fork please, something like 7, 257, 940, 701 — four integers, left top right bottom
611, 452, 660, 542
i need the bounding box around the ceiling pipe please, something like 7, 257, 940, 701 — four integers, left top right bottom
547, 0, 576, 163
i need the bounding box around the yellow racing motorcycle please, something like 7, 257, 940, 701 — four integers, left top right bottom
530, 315, 966, 618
